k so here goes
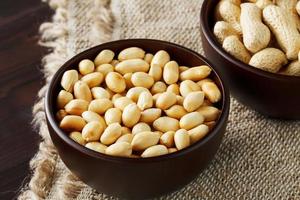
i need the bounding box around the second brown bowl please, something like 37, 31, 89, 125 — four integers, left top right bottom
200, 0, 300, 119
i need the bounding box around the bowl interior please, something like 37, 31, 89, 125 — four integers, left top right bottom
45, 39, 230, 162
200, 0, 300, 82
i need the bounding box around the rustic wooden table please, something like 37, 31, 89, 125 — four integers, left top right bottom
0, 0, 52, 199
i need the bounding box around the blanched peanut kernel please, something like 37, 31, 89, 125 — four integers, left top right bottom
155, 92, 177, 110
132, 122, 151, 135
105, 72, 126, 93
100, 123, 122, 145
85, 142, 107, 153
82, 121, 104, 142
122, 103, 141, 127
174, 129, 190, 150
79, 59, 95, 75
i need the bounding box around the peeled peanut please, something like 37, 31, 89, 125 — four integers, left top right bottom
153, 117, 179, 132
151, 50, 170, 68
113, 97, 134, 111
204, 121, 216, 130
155, 92, 177, 110
188, 124, 210, 144
179, 80, 201, 97
91, 87, 111, 99
140, 108, 162, 123
179, 66, 189, 72
154, 131, 164, 137
144, 53, 154, 64
131, 72, 154, 89
105, 72, 126, 93
126, 87, 150, 102
165, 105, 187, 119
105, 87, 115, 97
132, 122, 151, 135
69, 132, 86, 145
197, 106, 220, 121
73, 81, 92, 102
79, 59, 95, 75
159, 131, 175, 148
61, 70, 79, 92
105, 142, 132, 157
122, 103, 141, 127
57, 90, 73, 109
56, 109, 67, 121
176, 95, 184, 105
151, 81, 167, 94
110, 60, 119, 67
94, 49, 115, 66
152, 93, 160, 104
183, 91, 205, 112
148, 64, 163, 81
81, 72, 104, 88
82, 111, 107, 129
131, 131, 160, 151
180, 112, 204, 130
85, 142, 107, 153
82, 121, 104, 142
104, 108, 122, 125
202, 82, 221, 103
116, 133, 133, 143
137, 91, 153, 110
88, 99, 113, 114
65, 99, 89, 115
197, 78, 213, 88
174, 129, 190, 150
100, 123, 122, 145
96, 63, 114, 77
111, 94, 123, 102
118, 47, 145, 61
166, 84, 180, 95
115, 59, 150, 74
202, 99, 213, 106
141, 145, 168, 158
60, 115, 86, 132
180, 66, 211, 81
163, 61, 179, 84
123, 73, 134, 88
168, 148, 178, 154
121, 127, 131, 135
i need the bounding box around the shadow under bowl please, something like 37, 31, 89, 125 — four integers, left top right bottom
45, 39, 230, 199
200, 0, 300, 119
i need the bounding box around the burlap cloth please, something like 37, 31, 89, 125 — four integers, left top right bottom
19, 0, 300, 199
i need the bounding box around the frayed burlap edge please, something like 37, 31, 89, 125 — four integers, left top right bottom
18, 0, 114, 199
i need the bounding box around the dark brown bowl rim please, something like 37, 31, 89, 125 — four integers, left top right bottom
45, 38, 230, 163
200, 0, 300, 82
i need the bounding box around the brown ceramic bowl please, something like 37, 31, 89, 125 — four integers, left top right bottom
200, 0, 300, 119
45, 39, 230, 199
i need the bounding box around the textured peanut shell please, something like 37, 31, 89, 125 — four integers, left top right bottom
222, 35, 251, 63
240, 3, 270, 53
249, 48, 287, 73
263, 5, 300, 60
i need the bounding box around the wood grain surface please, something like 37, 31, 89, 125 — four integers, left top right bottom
0, 0, 52, 199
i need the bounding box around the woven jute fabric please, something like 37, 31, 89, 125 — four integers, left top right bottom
19, 0, 300, 199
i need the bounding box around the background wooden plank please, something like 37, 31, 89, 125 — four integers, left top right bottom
0, 0, 52, 199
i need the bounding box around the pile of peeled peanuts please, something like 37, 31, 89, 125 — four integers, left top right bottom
56, 47, 222, 158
